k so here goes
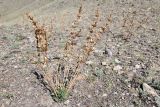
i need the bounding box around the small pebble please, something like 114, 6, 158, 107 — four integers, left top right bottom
143, 83, 158, 97
85, 61, 93, 65
87, 95, 92, 98
64, 100, 70, 105
94, 49, 104, 53
135, 64, 141, 69
77, 103, 81, 106
101, 61, 107, 66
102, 93, 107, 97
117, 70, 125, 75
115, 58, 121, 63
127, 72, 135, 81
105, 49, 113, 57
14, 66, 18, 69
113, 65, 122, 71
113, 92, 118, 95
94, 49, 104, 56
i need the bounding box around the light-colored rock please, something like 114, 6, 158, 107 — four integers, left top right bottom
102, 93, 107, 97
14, 65, 18, 69
143, 83, 158, 97
135, 64, 141, 69
77, 103, 81, 106
101, 61, 107, 66
64, 100, 70, 105
87, 95, 92, 98
94, 49, 104, 53
115, 58, 121, 64
118, 70, 125, 75
113, 92, 118, 95
127, 72, 135, 81
93, 49, 104, 56
85, 61, 93, 65
113, 65, 122, 71
105, 49, 113, 57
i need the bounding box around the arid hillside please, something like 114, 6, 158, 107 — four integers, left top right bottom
0, 0, 160, 107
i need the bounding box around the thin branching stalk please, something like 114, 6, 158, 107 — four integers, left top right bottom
27, 4, 111, 102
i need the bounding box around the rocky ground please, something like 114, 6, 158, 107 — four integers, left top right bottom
0, 0, 160, 107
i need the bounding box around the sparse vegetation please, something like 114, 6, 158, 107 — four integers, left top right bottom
0, 93, 13, 99
26, 4, 109, 102
1, 0, 160, 106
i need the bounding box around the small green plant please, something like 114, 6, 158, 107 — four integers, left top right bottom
51, 87, 69, 102
0, 93, 13, 99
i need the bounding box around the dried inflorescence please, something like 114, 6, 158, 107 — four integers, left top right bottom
27, 4, 111, 102
26, 13, 48, 53
64, 4, 83, 52
67, 7, 110, 91
61, 4, 84, 91
121, 10, 148, 41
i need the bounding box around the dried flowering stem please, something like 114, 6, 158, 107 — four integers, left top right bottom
64, 4, 83, 52
26, 14, 65, 99
67, 8, 108, 91
27, 4, 112, 102
26, 13, 48, 66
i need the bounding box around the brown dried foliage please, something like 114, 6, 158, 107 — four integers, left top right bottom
67, 7, 109, 91
27, 5, 111, 101
26, 13, 48, 53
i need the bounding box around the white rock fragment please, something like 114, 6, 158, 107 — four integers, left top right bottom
135, 64, 141, 69
94, 49, 104, 53
127, 72, 135, 81
85, 61, 93, 65
107, 49, 113, 57
87, 95, 92, 98
115, 58, 121, 64
14, 65, 18, 69
143, 83, 158, 97
64, 100, 70, 105
102, 93, 107, 97
113, 65, 122, 71
94, 49, 104, 56
101, 61, 107, 66
117, 70, 125, 75
77, 103, 81, 106
113, 92, 118, 95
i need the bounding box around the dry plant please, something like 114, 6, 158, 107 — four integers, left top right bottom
27, 5, 110, 102
67, 7, 108, 90
121, 10, 148, 41
26, 13, 57, 99
26, 13, 48, 57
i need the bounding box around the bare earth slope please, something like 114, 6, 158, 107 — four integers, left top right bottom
0, 0, 160, 107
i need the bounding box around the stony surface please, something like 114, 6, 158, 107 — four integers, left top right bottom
0, 0, 160, 107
